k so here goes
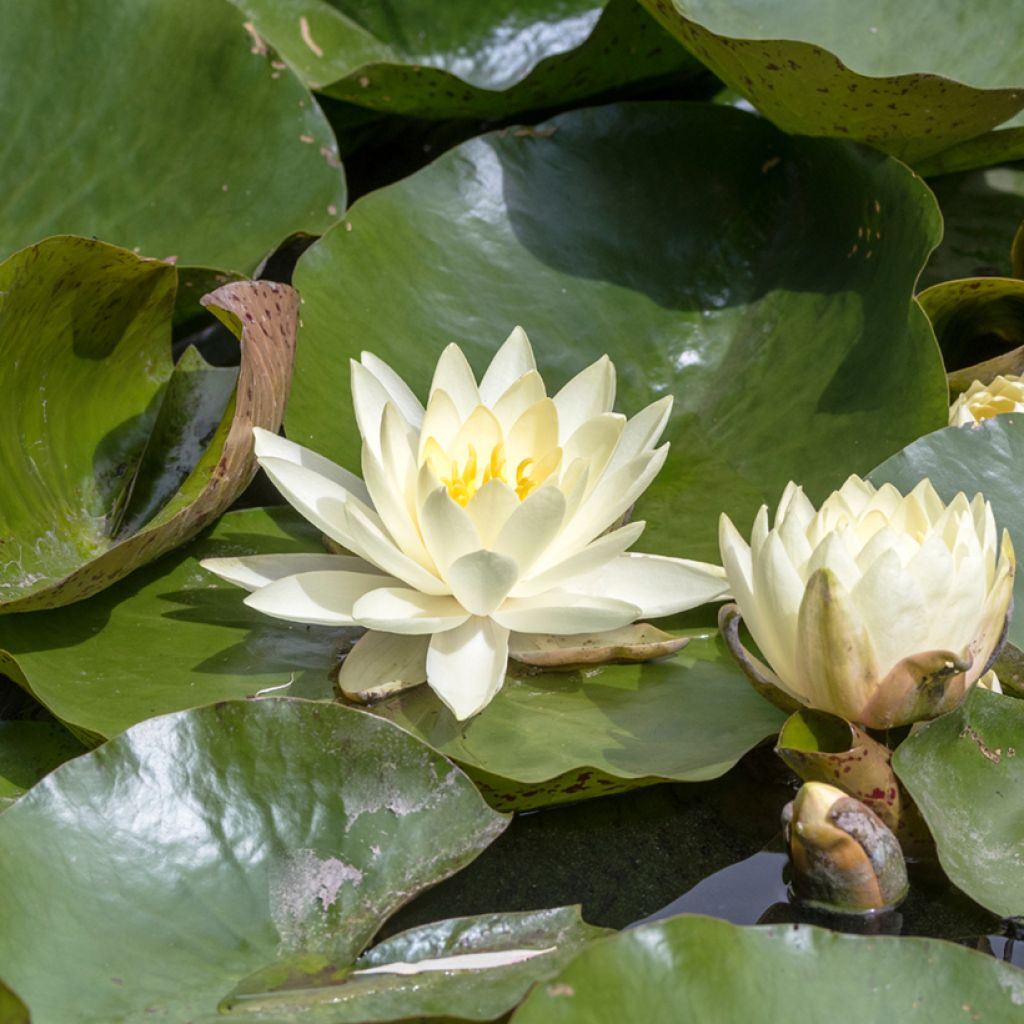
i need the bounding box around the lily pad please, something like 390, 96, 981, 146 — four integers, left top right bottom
0, 237, 296, 613
0, 700, 508, 1024
232, 0, 698, 118
288, 101, 948, 566
0, 981, 29, 1024
510, 914, 1024, 1023
221, 907, 609, 1022
0, 721, 87, 812
869, 414, 1024, 650
639, 0, 1024, 162
1, 0, 345, 275
894, 686, 1024, 919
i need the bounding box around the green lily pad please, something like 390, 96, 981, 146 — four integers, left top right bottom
0, 506, 784, 804
221, 907, 609, 1022
895, 687, 1024, 920
232, 0, 698, 118
920, 164, 1024, 290
916, 127, 1024, 178
0, 721, 86, 812
869, 414, 1024, 650
918, 277, 1024, 391
0, 981, 29, 1024
0, 0, 344, 275
0, 237, 296, 613
288, 101, 948, 566
510, 914, 1024, 1023
639, 0, 1024, 162
0, 700, 508, 1024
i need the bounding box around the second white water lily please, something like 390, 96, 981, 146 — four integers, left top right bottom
203, 328, 728, 719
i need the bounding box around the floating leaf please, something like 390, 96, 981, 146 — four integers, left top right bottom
895, 687, 1024, 919
288, 101, 948, 566
640, 0, 1024, 162
221, 907, 609, 1022
0, 0, 345, 274
0, 237, 296, 612
869, 414, 1024, 650
510, 914, 1024, 1022
0, 721, 86, 812
232, 0, 699, 118
0, 700, 507, 1023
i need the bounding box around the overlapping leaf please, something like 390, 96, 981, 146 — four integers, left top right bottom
0, 237, 296, 613
0, 700, 509, 1023
510, 914, 1024, 1022
233, 0, 699, 118
640, 0, 1024, 162
289, 101, 948, 566
0, 0, 345, 274
0, 721, 86, 812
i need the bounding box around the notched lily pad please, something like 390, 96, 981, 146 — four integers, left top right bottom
895, 686, 1024, 919
0, 237, 296, 613
640, 0, 1024, 162
509, 624, 688, 669
232, 0, 699, 119
220, 906, 610, 1022
0, 700, 508, 1023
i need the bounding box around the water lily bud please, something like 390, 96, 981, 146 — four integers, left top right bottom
719, 476, 1014, 729
202, 328, 730, 720
950, 375, 1024, 427
783, 782, 908, 914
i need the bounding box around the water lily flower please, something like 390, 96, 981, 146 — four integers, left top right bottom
783, 781, 908, 914
202, 328, 729, 719
950, 374, 1024, 426
718, 476, 1014, 729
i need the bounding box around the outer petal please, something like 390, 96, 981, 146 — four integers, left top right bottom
447, 550, 519, 616
253, 427, 370, 506
492, 591, 640, 634
553, 355, 616, 442
244, 570, 392, 625
492, 485, 566, 576
361, 442, 434, 570
337, 630, 429, 702
352, 588, 469, 635
794, 567, 882, 721
464, 479, 520, 547
430, 344, 480, 418
426, 616, 511, 720
360, 351, 424, 429
350, 361, 393, 461
200, 553, 380, 592
420, 486, 483, 575
605, 396, 672, 475
565, 552, 729, 617
478, 325, 537, 404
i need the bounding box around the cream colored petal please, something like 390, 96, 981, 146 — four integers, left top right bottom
491, 371, 547, 433
804, 531, 862, 594
352, 588, 469, 635
465, 479, 520, 548
776, 503, 812, 577
430, 343, 480, 418
605, 396, 672, 475
553, 355, 616, 442
418, 388, 463, 460
426, 617, 510, 720
492, 486, 566, 575
336, 630, 429, 701
360, 351, 424, 428
419, 486, 482, 575
565, 552, 729, 617
749, 505, 771, 562
253, 427, 371, 506
449, 404, 504, 466
343, 501, 450, 596
492, 591, 641, 634
244, 570, 390, 625
379, 402, 419, 522
749, 530, 805, 688
446, 550, 519, 615
350, 361, 394, 461
561, 413, 625, 488
718, 513, 754, 596
505, 398, 560, 470
200, 553, 380, 592
795, 567, 881, 720
257, 455, 378, 556
361, 442, 434, 571
478, 325, 537, 404
517, 520, 645, 596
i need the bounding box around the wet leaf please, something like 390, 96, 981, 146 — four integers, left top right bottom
0, 721, 86, 812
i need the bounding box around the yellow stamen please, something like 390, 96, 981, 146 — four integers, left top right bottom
437, 441, 544, 506
515, 458, 536, 501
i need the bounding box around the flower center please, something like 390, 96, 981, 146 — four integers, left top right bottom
441, 442, 538, 507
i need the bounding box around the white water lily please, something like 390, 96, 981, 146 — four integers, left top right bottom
202, 328, 729, 719
719, 475, 1014, 729
950, 374, 1024, 427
